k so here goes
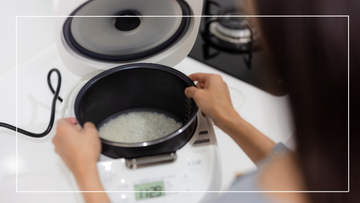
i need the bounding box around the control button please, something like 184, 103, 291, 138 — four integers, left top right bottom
118, 193, 129, 202
179, 171, 191, 182
187, 157, 202, 171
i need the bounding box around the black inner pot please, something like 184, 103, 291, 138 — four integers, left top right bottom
74, 63, 198, 159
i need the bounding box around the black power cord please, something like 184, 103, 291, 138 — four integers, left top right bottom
0, 68, 63, 138
47, 69, 63, 103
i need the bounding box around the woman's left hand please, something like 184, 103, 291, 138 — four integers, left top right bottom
52, 118, 101, 176
52, 118, 110, 203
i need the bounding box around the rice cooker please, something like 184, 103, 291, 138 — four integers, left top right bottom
54, 0, 222, 202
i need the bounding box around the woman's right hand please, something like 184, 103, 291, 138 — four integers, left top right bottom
186, 73, 275, 163
185, 73, 239, 128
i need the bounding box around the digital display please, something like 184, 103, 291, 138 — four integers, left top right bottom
134, 181, 165, 201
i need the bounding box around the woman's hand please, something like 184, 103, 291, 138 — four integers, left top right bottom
185, 73, 275, 163
52, 118, 110, 203
185, 73, 238, 128
52, 118, 101, 176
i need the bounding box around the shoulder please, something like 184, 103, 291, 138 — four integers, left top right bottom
216, 153, 309, 203
259, 153, 309, 203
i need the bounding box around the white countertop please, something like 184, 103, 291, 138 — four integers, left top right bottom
0, 3, 295, 202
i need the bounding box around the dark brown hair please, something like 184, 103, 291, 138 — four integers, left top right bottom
254, 0, 359, 202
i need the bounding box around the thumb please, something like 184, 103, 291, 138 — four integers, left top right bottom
185, 86, 199, 99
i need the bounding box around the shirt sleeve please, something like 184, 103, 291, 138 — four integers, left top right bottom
264, 142, 291, 163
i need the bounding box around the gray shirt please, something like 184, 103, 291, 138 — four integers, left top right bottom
215, 143, 290, 203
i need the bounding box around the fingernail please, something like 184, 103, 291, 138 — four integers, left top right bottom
184, 87, 188, 95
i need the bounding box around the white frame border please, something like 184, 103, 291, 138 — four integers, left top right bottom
15, 15, 350, 193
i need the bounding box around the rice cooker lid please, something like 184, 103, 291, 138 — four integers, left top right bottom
62, 0, 191, 63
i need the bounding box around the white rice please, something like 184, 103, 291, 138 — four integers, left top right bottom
99, 111, 182, 143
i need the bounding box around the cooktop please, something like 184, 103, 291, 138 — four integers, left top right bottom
188, 0, 287, 96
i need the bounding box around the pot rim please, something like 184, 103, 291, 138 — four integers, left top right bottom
74, 63, 199, 148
